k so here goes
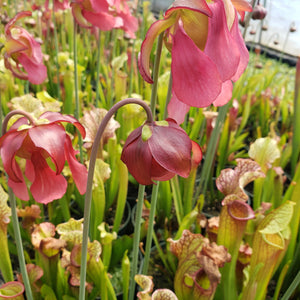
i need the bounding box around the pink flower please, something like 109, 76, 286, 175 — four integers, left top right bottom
3, 11, 47, 85
0, 112, 88, 204
71, 0, 138, 38
138, 0, 251, 123
121, 118, 202, 185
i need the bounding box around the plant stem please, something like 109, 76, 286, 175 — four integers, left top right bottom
150, 33, 164, 115
8, 188, 33, 299
52, 0, 61, 101
73, 20, 83, 162
142, 182, 159, 275
128, 184, 145, 300
95, 30, 103, 107
195, 103, 229, 200
79, 98, 153, 300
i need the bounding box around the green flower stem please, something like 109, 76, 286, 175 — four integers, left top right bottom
195, 103, 229, 200
95, 30, 105, 107
128, 184, 145, 300
170, 176, 183, 225
1, 110, 40, 300
8, 188, 33, 300
73, 20, 83, 162
79, 98, 153, 300
52, 0, 61, 101
150, 32, 164, 115
142, 182, 159, 275
139, 29, 164, 278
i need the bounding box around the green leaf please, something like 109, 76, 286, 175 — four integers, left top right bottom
259, 201, 294, 235
40, 285, 57, 300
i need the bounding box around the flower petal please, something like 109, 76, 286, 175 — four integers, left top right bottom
149, 122, 192, 178
171, 24, 222, 107
17, 53, 47, 84
167, 91, 190, 124
30, 152, 67, 204
71, 3, 92, 28
83, 10, 122, 31
8, 166, 29, 201
204, 0, 241, 82
138, 16, 177, 83
28, 124, 66, 174
121, 128, 154, 185
0, 130, 27, 182
40, 112, 86, 138
213, 80, 233, 106
230, 12, 249, 82
5, 11, 32, 37
64, 135, 87, 194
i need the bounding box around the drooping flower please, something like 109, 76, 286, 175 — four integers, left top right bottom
139, 0, 251, 123
71, 0, 138, 38
0, 111, 88, 204
121, 118, 202, 185
3, 11, 47, 84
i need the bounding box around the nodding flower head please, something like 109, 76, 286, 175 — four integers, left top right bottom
0, 111, 88, 204
3, 11, 47, 84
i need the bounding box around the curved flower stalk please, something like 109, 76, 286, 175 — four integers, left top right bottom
168, 230, 231, 300
79, 98, 198, 299
0, 281, 24, 300
0, 110, 88, 204
71, 0, 138, 38
3, 11, 47, 84
139, 0, 252, 122
121, 118, 201, 185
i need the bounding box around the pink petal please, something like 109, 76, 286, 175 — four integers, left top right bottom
213, 80, 233, 106
5, 11, 32, 37
0, 130, 27, 182
8, 161, 29, 201
169, 0, 212, 16
83, 10, 121, 31
231, 0, 252, 21
25, 159, 35, 182
167, 91, 190, 124
30, 152, 67, 204
139, 17, 177, 83
71, 3, 92, 28
17, 53, 47, 84
117, 10, 138, 38
191, 141, 202, 167
64, 135, 87, 195
40, 112, 86, 138
204, 0, 240, 82
149, 122, 192, 178
4, 55, 28, 81
230, 12, 249, 82
171, 25, 222, 107
5, 38, 28, 56
90, 0, 109, 12
151, 158, 175, 182
28, 124, 66, 174
121, 129, 154, 185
